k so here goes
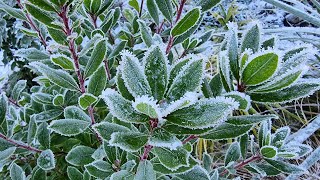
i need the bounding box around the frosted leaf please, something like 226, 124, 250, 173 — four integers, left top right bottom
161, 92, 200, 117
66, 145, 95, 166
249, 79, 320, 103
115, 67, 134, 100
225, 142, 241, 166
111, 170, 134, 180
166, 58, 204, 101
201, 123, 252, 140
48, 119, 91, 136
64, 106, 91, 122
271, 126, 290, 146
101, 89, 149, 123
143, 45, 169, 101
92, 122, 130, 141
91, 145, 106, 160
249, 66, 307, 93
223, 91, 251, 111
132, 95, 162, 119
176, 165, 210, 180
37, 149, 55, 170
152, 156, 198, 174
162, 122, 212, 135
166, 97, 239, 129
29, 62, 79, 91
84, 160, 114, 179
32, 92, 53, 104
15, 48, 49, 62
51, 54, 74, 70
168, 56, 191, 89
153, 147, 190, 171
109, 132, 148, 152
149, 129, 182, 150
67, 166, 83, 180
79, 34, 102, 57
134, 160, 156, 180
240, 21, 261, 53
218, 51, 233, 91
10, 163, 26, 180
260, 146, 277, 159
0, 147, 16, 161
120, 50, 152, 97
226, 114, 278, 126
264, 159, 305, 174
78, 93, 97, 110
32, 109, 63, 122
84, 39, 107, 78
226, 22, 239, 80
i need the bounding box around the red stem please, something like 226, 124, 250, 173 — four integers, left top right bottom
8, 98, 20, 107
0, 133, 42, 153
175, 0, 186, 23
220, 154, 262, 176
156, 21, 165, 34
140, 145, 153, 161
166, 36, 174, 54
104, 59, 112, 81
182, 135, 198, 144
17, 0, 49, 50
139, 0, 144, 17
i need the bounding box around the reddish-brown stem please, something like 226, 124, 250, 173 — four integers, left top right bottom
8, 98, 20, 107
166, 36, 174, 54
17, 0, 49, 50
220, 154, 262, 176
182, 135, 198, 144
140, 145, 153, 161
156, 21, 165, 34
139, 0, 144, 17
175, 0, 186, 23
90, 14, 98, 28
104, 59, 112, 81
0, 133, 42, 153
237, 82, 246, 92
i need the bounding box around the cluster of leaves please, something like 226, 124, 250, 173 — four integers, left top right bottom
0, 0, 319, 179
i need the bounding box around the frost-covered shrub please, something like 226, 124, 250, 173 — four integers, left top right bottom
0, 0, 319, 179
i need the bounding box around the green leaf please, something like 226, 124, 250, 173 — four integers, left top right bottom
0, 2, 27, 21
15, 48, 50, 62
67, 166, 83, 180
93, 122, 130, 141
134, 160, 156, 180
88, 66, 107, 96
155, 0, 173, 22
146, 0, 159, 25
48, 119, 91, 136
225, 142, 241, 166
261, 146, 277, 159
90, 0, 102, 13
120, 51, 152, 97
37, 149, 55, 170
33, 109, 63, 122
0, 94, 7, 135
265, 159, 304, 174
176, 165, 210, 180
153, 147, 189, 171
249, 80, 320, 103
261, 37, 276, 50
0, 138, 14, 151
133, 96, 161, 119
203, 153, 212, 172
51, 55, 74, 70
144, 45, 168, 100
84, 160, 114, 178
226, 23, 239, 80
109, 40, 127, 59
219, 51, 233, 92
29, 62, 79, 91
239, 134, 249, 159
12, 80, 27, 101
251, 163, 281, 176
272, 126, 290, 145
32, 93, 53, 104
241, 52, 279, 86
171, 8, 201, 37
166, 97, 239, 129
201, 123, 252, 140
240, 23, 260, 53
138, 20, 153, 47
25, 3, 60, 29
258, 121, 270, 147
66, 145, 95, 166
36, 122, 50, 149
84, 39, 107, 78
226, 114, 277, 126
196, 0, 221, 12
64, 106, 91, 122
116, 69, 134, 100
53, 94, 64, 106
129, 0, 140, 13
152, 156, 197, 174
111, 170, 134, 180
101, 89, 149, 123
27, 117, 37, 144
10, 163, 26, 180
149, 129, 182, 149
168, 57, 191, 89
79, 93, 97, 110
173, 15, 203, 45
223, 91, 251, 110
162, 122, 212, 135
29, 0, 56, 12
109, 132, 148, 152
166, 58, 204, 101
0, 147, 16, 161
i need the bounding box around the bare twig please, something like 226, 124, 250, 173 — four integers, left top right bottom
0, 133, 42, 153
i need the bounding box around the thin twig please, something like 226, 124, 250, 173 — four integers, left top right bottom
0, 133, 42, 153
220, 154, 262, 176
